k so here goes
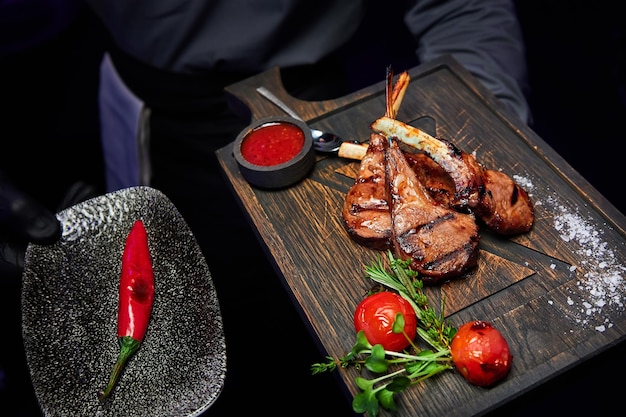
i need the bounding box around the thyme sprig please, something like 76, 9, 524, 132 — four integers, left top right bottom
365, 251, 457, 351
311, 251, 458, 416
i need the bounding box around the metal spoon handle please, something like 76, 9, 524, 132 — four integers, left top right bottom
256, 87, 305, 122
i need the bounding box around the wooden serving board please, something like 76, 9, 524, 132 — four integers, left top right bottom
217, 55, 626, 416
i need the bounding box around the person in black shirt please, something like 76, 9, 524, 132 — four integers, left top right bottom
1, 2, 531, 415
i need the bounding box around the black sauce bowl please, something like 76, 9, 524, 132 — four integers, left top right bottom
233, 116, 315, 189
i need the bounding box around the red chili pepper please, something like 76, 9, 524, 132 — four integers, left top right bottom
98, 219, 154, 401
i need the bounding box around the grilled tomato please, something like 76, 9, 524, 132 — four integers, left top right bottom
353, 291, 417, 352
450, 320, 512, 387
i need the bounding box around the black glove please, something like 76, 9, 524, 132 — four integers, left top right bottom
0, 172, 62, 277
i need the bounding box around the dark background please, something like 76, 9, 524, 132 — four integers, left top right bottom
1, 1, 624, 416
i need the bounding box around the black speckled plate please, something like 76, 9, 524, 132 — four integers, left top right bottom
21, 186, 226, 417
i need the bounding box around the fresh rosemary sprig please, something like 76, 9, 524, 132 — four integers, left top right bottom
366, 251, 457, 352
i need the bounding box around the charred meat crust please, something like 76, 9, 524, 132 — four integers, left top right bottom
342, 133, 392, 250
475, 169, 534, 235
342, 123, 533, 282
385, 139, 480, 282
370, 116, 534, 235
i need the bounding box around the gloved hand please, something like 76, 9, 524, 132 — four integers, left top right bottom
0, 171, 61, 277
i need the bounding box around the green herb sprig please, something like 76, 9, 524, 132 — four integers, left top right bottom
311, 251, 458, 416
365, 251, 457, 351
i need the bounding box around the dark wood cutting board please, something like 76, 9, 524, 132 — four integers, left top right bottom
217, 55, 626, 416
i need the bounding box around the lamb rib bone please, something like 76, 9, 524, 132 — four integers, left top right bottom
371, 116, 486, 211
370, 116, 534, 235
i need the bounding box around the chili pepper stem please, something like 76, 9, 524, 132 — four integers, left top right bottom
98, 336, 141, 401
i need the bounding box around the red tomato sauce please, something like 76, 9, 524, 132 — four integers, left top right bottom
241, 122, 305, 166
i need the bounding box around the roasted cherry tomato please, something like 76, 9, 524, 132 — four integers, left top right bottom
450, 320, 512, 387
353, 291, 417, 352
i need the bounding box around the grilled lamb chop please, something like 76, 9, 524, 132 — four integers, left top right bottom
385, 138, 480, 282
371, 116, 534, 235
342, 133, 392, 250
372, 116, 486, 210
341, 70, 411, 250
403, 151, 455, 207
475, 169, 534, 235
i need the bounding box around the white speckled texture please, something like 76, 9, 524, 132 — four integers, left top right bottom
21, 186, 226, 417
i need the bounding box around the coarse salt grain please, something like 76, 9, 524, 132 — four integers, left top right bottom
514, 174, 626, 332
